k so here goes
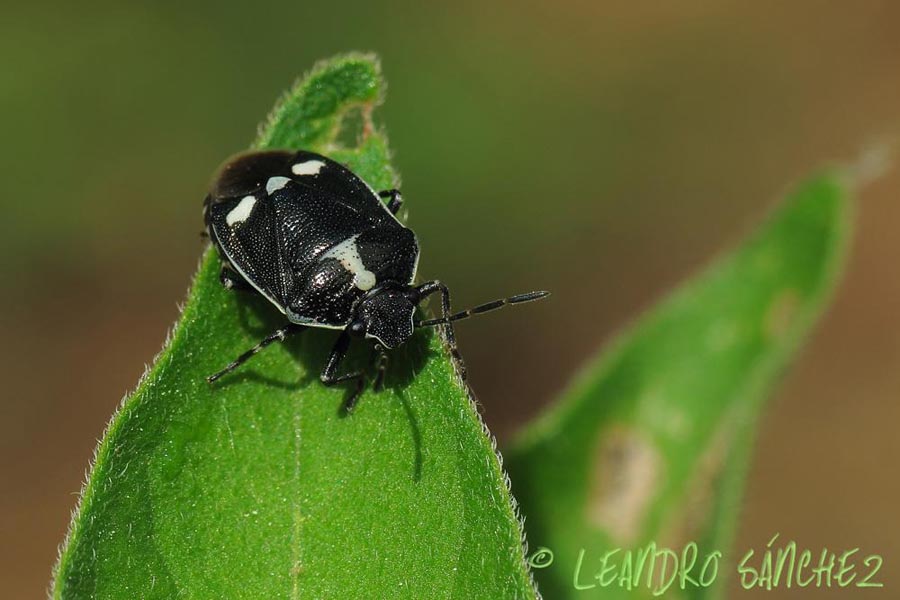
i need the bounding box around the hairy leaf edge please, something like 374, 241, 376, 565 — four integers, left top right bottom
51, 53, 540, 600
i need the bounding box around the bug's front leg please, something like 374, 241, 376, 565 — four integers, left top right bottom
321, 330, 367, 412
378, 189, 403, 215
372, 344, 389, 392
413, 280, 467, 381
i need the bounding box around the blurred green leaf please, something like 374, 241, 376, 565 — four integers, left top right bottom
506, 172, 852, 599
52, 54, 536, 600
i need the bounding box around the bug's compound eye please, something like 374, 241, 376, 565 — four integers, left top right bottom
348, 320, 367, 337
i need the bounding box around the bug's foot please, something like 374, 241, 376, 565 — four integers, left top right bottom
325, 370, 366, 417
219, 266, 252, 291
340, 388, 363, 416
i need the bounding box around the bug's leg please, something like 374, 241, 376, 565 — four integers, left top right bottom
378, 189, 403, 215
219, 265, 253, 291
320, 330, 367, 411
412, 280, 467, 381
372, 344, 389, 392
207, 325, 301, 383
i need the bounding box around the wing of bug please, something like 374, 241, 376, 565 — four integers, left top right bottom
283, 151, 397, 222
205, 190, 289, 311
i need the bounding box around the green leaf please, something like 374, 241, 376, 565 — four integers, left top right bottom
53, 54, 537, 600
505, 172, 853, 599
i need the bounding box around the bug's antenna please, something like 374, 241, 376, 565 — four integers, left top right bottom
415, 291, 550, 328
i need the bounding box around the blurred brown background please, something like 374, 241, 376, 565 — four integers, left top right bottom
2, 1, 898, 597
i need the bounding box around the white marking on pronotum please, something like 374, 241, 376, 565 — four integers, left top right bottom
226, 195, 257, 226
323, 234, 377, 291
291, 160, 325, 176
266, 176, 291, 195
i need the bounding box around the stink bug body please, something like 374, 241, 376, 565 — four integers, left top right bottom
204, 149, 548, 410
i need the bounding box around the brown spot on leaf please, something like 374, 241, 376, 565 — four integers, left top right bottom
587, 425, 661, 545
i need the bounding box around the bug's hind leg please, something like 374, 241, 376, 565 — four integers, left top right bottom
378, 189, 403, 215
321, 330, 368, 412
207, 325, 302, 383
219, 265, 253, 291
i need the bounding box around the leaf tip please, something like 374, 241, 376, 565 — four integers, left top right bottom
842, 139, 895, 190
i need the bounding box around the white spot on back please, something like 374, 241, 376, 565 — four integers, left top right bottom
225, 195, 257, 226
266, 176, 291, 195
322, 234, 377, 291
292, 160, 325, 176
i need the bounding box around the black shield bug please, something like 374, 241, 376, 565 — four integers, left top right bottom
204, 149, 548, 410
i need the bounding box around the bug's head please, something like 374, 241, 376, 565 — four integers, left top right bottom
351, 287, 417, 350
